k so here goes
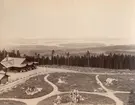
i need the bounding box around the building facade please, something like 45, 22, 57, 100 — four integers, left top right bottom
0, 56, 38, 72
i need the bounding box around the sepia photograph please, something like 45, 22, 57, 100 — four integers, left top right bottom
0, 0, 135, 105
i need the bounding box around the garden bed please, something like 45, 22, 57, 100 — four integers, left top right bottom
37, 93, 115, 105
0, 75, 53, 99
48, 73, 105, 92
99, 75, 135, 91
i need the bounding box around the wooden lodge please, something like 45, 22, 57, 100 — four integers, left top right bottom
0, 56, 38, 72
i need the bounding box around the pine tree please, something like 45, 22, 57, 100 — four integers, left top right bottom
86, 51, 90, 67
16, 50, 21, 57
51, 50, 55, 65
66, 52, 70, 66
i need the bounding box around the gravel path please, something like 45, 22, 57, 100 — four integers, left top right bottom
96, 75, 123, 105
0, 67, 128, 105
0, 74, 60, 105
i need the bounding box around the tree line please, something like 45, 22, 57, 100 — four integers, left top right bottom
0, 49, 21, 61
1, 49, 135, 70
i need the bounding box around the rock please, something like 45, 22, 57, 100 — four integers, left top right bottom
106, 78, 118, 86
58, 78, 67, 84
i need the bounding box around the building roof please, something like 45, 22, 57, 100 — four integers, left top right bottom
27, 62, 33, 66
0, 57, 26, 68
27, 62, 38, 66
34, 62, 38, 64
0, 74, 8, 80
0, 71, 5, 74
0, 74, 5, 80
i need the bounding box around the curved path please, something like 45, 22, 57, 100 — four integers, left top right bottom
0, 74, 60, 105
0, 67, 133, 94
0, 67, 78, 94
0, 68, 128, 105
96, 75, 123, 105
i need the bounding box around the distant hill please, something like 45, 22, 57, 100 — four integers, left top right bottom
59, 43, 106, 48
7, 44, 135, 56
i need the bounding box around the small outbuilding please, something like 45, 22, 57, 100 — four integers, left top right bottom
0, 71, 9, 84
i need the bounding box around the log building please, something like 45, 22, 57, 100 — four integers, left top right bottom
0, 56, 38, 72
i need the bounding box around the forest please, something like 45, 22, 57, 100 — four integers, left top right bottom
0, 49, 135, 70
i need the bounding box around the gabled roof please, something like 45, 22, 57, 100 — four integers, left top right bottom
0, 57, 26, 68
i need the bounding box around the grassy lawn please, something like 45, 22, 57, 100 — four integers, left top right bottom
46, 65, 133, 73
37, 93, 115, 105
115, 93, 129, 105
0, 75, 53, 99
0, 100, 26, 105
48, 73, 105, 92
99, 75, 135, 91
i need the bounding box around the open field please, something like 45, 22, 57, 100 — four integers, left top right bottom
99, 75, 135, 91
0, 75, 53, 99
0, 100, 26, 105
45, 65, 134, 74
37, 93, 115, 105
48, 73, 104, 92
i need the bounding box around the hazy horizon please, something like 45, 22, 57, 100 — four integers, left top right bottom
1, 37, 135, 49
0, 0, 135, 47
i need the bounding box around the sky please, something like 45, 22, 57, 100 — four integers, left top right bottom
0, 0, 135, 46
